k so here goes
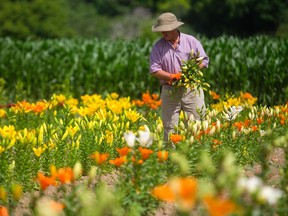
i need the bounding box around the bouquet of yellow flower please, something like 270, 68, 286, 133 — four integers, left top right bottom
170, 50, 210, 92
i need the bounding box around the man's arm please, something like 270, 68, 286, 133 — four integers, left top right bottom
151, 70, 171, 81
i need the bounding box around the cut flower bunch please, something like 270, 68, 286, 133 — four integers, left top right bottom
170, 49, 210, 92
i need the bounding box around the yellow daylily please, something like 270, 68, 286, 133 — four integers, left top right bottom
0, 125, 17, 139
33, 146, 46, 157
0, 109, 6, 118
125, 109, 142, 123
0, 146, 5, 154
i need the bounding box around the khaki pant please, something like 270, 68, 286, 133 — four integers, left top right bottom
161, 85, 206, 142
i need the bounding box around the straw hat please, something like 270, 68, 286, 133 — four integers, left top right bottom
152, 12, 184, 32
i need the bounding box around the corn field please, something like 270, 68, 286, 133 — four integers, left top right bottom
0, 36, 287, 105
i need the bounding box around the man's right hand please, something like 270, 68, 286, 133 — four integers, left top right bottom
168, 73, 182, 84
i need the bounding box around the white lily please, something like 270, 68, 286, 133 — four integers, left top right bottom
238, 176, 263, 193
258, 185, 283, 205
138, 130, 153, 147
223, 106, 243, 121
123, 131, 136, 147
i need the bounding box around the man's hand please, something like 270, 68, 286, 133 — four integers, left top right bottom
168, 73, 182, 84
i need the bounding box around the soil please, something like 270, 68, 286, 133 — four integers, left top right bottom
10, 148, 286, 216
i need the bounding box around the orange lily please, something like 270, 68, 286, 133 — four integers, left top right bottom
157, 150, 169, 162
210, 91, 221, 100
90, 151, 109, 165
233, 122, 243, 131
50, 200, 65, 212
0, 206, 9, 216
257, 118, 263, 124
170, 134, 183, 144
109, 156, 127, 167
37, 172, 57, 190
152, 177, 198, 211
251, 125, 258, 131
57, 167, 74, 184
131, 156, 144, 165
138, 147, 153, 160
116, 146, 132, 156
203, 195, 238, 216
152, 184, 175, 202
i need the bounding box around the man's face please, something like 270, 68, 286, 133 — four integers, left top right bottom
161, 30, 177, 41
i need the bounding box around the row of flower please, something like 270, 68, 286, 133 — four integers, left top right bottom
0, 91, 287, 215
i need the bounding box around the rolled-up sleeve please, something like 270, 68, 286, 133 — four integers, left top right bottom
195, 40, 209, 68
150, 44, 162, 74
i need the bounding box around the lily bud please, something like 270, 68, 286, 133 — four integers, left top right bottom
73, 162, 83, 180
88, 166, 97, 183
11, 184, 23, 201
208, 126, 216, 135
196, 56, 204, 62
179, 121, 185, 130
232, 131, 236, 139
189, 136, 194, 144
202, 120, 209, 131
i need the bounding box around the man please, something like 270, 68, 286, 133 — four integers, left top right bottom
149, 12, 209, 143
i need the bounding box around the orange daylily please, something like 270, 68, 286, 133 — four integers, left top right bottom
278, 114, 286, 125
157, 150, 169, 162
50, 200, 65, 212
212, 139, 222, 149
175, 177, 198, 210
233, 122, 243, 131
244, 119, 251, 127
152, 184, 175, 202
90, 151, 109, 165
240, 92, 253, 99
142, 92, 153, 104
152, 93, 159, 100
170, 134, 183, 144
210, 91, 221, 100
37, 172, 57, 190
116, 146, 132, 156
131, 156, 144, 165
152, 177, 198, 211
257, 118, 263, 124
132, 92, 161, 109
0, 206, 9, 216
203, 195, 238, 216
57, 167, 74, 184
251, 125, 258, 131
109, 156, 127, 167
132, 100, 144, 106
32, 101, 48, 114
138, 147, 153, 160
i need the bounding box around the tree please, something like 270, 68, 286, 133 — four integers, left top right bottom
186, 0, 288, 37
0, 0, 75, 39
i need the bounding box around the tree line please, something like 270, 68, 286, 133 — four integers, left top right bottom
0, 0, 287, 40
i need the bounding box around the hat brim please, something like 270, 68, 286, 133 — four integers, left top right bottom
152, 21, 184, 32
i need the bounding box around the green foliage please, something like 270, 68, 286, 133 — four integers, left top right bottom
0, 36, 287, 105
157, 0, 191, 15
0, 0, 76, 40
187, 0, 287, 37
0, 0, 288, 39
0, 95, 287, 215
202, 35, 288, 105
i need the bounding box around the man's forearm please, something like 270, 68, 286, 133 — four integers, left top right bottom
151, 70, 172, 81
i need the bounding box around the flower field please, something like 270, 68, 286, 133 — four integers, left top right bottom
0, 91, 287, 216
